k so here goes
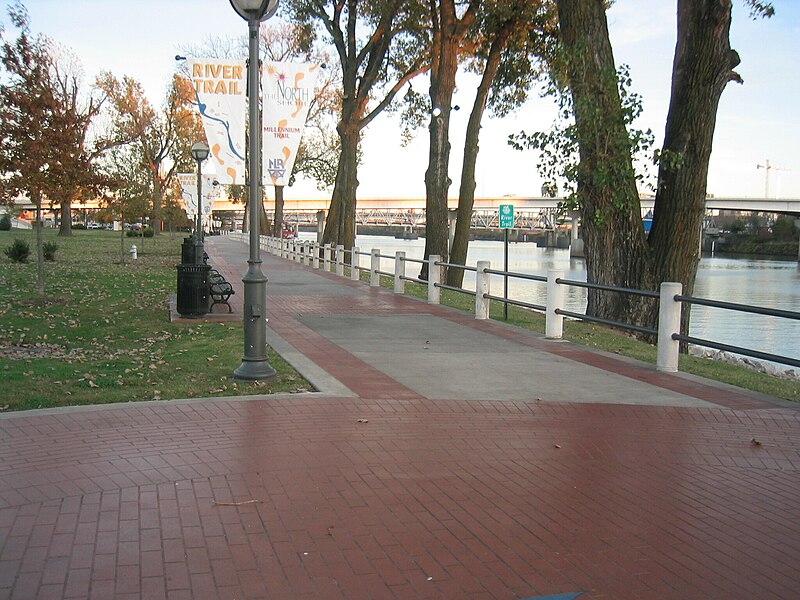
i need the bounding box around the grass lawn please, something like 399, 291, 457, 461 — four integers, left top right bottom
0, 229, 311, 412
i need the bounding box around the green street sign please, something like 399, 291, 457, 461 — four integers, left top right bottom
499, 204, 514, 229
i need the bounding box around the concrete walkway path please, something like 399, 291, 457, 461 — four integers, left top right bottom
1, 235, 798, 599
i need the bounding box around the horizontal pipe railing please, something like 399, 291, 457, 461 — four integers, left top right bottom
400, 275, 427, 285
437, 283, 476, 296
556, 278, 661, 299
485, 268, 547, 283
436, 261, 477, 273
254, 234, 798, 375
485, 294, 546, 313
556, 309, 658, 337
675, 294, 800, 320
673, 334, 800, 369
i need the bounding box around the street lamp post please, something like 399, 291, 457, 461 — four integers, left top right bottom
190, 142, 210, 246
230, 0, 279, 380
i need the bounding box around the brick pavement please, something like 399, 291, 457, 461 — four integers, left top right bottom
1, 236, 799, 599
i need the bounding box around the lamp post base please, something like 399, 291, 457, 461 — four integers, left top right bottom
233, 357, 277, 380
233, 261, 276, 381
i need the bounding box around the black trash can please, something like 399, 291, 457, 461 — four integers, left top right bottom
181, 237, 204, 265
176, 264, 211, 317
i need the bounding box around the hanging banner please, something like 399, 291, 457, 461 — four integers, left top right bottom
178, 173, 197, 217
262, 62, 320, 187
178, 174, 219, 217
187, 58, 246, 186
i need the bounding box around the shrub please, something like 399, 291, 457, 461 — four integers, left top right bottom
0, 214, 11, 231
71, 223, 86, 230
43, 241, 58, 261
127, 228, 155, 238
4, 238, 30, 263
772, 217, 797, 241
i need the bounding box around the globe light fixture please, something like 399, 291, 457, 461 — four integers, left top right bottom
229, 0, 279, 22
230, 0, 279, 380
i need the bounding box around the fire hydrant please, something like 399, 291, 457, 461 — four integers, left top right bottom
129, 244, 138, 260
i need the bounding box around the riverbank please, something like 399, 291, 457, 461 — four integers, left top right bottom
705, 232, 799, 257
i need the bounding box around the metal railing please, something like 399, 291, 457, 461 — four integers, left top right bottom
251, 234, 800, 374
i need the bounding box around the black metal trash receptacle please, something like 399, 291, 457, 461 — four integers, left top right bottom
176, 264, 210, 317
181, 237, 204, 265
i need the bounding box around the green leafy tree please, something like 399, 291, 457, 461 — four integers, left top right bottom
286, 0, 429, 253
514, 0, 774, 335
447, 0, 557, 286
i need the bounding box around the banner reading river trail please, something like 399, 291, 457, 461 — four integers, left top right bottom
262, 62, 319, 187
188, 58, 246, 186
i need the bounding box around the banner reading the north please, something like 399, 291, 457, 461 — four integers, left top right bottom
262, 62, 319, 187
187, 58, 246, 185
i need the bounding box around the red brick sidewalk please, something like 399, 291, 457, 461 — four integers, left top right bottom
2, 397, 799, 599
1, 237, 798, 599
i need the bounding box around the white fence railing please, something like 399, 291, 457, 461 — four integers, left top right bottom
227, 233, 800, 374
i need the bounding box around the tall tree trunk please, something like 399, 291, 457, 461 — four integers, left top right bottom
119, 210, 126, 264
58, 197, 72, 237
648, 0, 741, 335
33, 192, 45, 300
556, 0, 653, 323
152, 179, 164, 235
273, 185, 285, 237
448, 26, 510, 287
259, 188, 271, 235
323, 124, 359, 257
422, 3, 460, 279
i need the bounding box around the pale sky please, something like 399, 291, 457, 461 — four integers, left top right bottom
21, 0, 800, 201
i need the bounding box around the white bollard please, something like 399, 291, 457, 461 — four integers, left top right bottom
323, 244, 331, 271
312, 242, 320, 269
336, 245, 344, 276
351, 246, 360, 281
394, 251, 406, 294
546, 270, 564, 339
129, 244, 137, 260
657, 282, 683, 372
427, 255, 441, 305
370, 248, 381, 287
475, 261, 490, 320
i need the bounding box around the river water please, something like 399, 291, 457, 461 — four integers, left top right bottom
298, 233, 800, 365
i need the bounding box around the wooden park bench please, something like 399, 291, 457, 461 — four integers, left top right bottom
208, 269, 235, 313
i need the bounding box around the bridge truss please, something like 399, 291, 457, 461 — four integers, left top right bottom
271, 208, 563, 231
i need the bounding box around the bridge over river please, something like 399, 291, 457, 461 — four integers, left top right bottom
262, 196, 800, 231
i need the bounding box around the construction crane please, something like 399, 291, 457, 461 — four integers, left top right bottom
756, 159, 791, 199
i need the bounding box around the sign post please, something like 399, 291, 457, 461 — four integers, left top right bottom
499, 204, 514, 320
